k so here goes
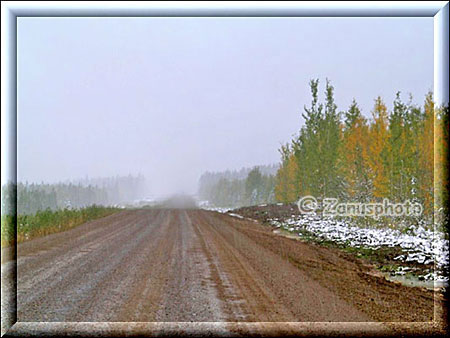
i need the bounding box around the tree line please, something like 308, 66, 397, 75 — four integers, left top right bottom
198, 165, 278, 208
2, 174, 147, 215
275, 79, 448, 228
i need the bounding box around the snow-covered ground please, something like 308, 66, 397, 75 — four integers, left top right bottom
199, 200, 448, 283
197, 200, 231, 213
268, 213, 449, 283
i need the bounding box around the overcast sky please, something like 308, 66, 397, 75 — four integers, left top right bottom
17, 17, 433, 198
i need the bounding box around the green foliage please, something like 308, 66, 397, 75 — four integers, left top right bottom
1, 205, 121, 246
198, 165, 277, 208
2, 175, 146, 216
245, 168, 263, 204
279, 79, 344, 201
274, 79, 440, 229
435, 104, 450, 233
1, 215, 16, 247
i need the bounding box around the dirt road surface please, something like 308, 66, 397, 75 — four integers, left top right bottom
2, 209, 445, 336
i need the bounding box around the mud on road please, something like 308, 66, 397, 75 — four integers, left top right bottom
2, 209, 445, 335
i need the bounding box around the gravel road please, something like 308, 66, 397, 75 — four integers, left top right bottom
2, 208, 442, 335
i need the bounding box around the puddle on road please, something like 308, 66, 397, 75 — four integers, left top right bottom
384, 273, 448, 290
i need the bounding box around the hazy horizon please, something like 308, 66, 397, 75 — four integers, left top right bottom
17, 17, 433, 198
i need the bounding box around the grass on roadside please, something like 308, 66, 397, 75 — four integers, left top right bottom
1, 205, 122, 247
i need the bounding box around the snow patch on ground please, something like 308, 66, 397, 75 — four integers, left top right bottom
207, 207, 231, 213
267, 213, 448, 282
197, 200, 231, 213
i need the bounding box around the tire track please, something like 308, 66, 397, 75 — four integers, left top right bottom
18, 210, 162, 321
193, 210, 371, 322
